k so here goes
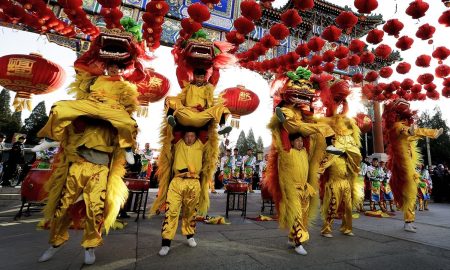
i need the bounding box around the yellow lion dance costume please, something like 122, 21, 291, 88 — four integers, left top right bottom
382, 99, 442, 232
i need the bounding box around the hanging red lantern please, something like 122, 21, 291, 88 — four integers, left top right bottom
416, 23, 436, 40
200, 0, 221, 9
442, 87, 450, 98
0, 53, 65, 111
348, 54, 361, 66
439, 10, 450, 27
321, 25, 342, 42
295, 43, 311, 57
352, 73, 364, 84
360, 51, 375, 64
355, 113, 373, 133
337, 58, 349, 70
260, 35, 278, 48
309, 55, 323, 66
375, 44, 392, 59
406, 0, 429, 19
432, 46, 450, 64
379, 66, 393, 78
307, 36, 326, 52
270, 23, 290, 40
187, 3, 210, 23
397, 62, 412, 74
416, 55, 431, 68
401, 78, 414, 90
435, 65, 450, 78
240, 0, 262, 21
135, 68, 170, 116
323, 50, 336, 62
349, 39, 366, 53
335, 45, 349, 59
366, 29, 384, 44
293, 0, 314, 11
417, 73, 434, 85
383, 19, 404, 37
336, 11, 358, 30
364, 71, 379, 82
395, 36, 414, 51
281, 9, 302, 28
234, 17, 255, 35
354, 0, 378, 14
323, 62, 335, 73
220, 85, 260, 127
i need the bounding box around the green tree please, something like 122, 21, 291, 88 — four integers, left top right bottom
417, 107, 450, 166
20, 101, 48, 145
0, 89, 25, 142
246, 128, 257, 152
236, 130, 248, 156
257, 136, 264, 152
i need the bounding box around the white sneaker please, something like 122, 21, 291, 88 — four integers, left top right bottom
84, 248, 96, 265
125, 150, 135, 165
38, 246, 61, 262
404, 223, 416, 233
344, 232, 355, 236
325, 145, 344, 155
158, 246, 170, 256
321, 233, 333, 238
187, 237, 197, 247
32, 140, 60, 152
294, 245, 307, 255
218, 125, 232, 135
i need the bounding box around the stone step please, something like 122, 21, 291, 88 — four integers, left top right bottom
0, 187, 21, 194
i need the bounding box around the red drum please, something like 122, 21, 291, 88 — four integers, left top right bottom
21, 161, 52, 202
227, 181, 248, 192
124, 178, 150, 191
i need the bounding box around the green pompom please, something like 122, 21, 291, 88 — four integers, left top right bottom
120, 17, 143, 42
286, 67, 312, 81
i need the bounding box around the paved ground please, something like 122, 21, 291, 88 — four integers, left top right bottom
1, 189, 450, 270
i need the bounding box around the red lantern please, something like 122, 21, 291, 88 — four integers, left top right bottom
435, 65, 450, 78
335, 45, 349, 59
270, 23, 290, 40
383, 19, 404, 37
307, 36, 325, 52
395, 36, 414, 51
401, 78, 414, 90
364, 71, 379, 82
335, 11, 358, 30
293, 0, 314, 11
366, 29, 384, 44
349, 39, 366, 53
417, 73, 434, 85
260, 35, 278, 49
281, 9, 302, 28
379, 67, 393, 78
220, 85, 260, 127
406, 0, 429, 19
234, 17, 255, 35
240, 0, 262, 21
295, 43, 310, 57
439, 10, 450, 27
352, 73, 364, 84
321, 25, 342, 42
397, 62, 412, 74
187, 3, 210, 23
355, 113, 372, 133
416, 55, 431, 68
432, 46, 450, 64
323, 50, 336, 62
0, 53, 65, 111
354, 0, 378, 14
375, 44, 392, 59
360, 51, 375, 64
416, 23, 436, 40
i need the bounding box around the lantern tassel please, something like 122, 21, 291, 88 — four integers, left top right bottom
13, 97, 32, 112
136, 106, 149, 117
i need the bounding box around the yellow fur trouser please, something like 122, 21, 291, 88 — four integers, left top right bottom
165, 97, 229, 127
38, 99, 137, 148
161, 177, 200, 240
321, 179, 353, 235
289, 190, 310, 245
49, 161, 109, 248
404, 205, 415, 222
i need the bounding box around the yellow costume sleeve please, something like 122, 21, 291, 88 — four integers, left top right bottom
281, 107, 334, 137
173, 140, 204, 177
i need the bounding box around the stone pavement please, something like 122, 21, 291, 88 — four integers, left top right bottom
0, 190, 450, 270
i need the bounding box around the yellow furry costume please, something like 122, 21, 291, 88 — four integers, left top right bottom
383, 99, 441, 223
318, 80, 363, 235
266, 68, 331, 246
38, 73, 139, 149
165, 82, 230, 128
40, 71, 136, 248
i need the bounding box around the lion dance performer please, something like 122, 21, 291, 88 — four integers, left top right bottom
151, 28, 234, 256
165, 30, 235, 135
265, 67, 336, 255
382, 99, 442, 232
36, 18, 146, 264
317, 80, 363, 238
